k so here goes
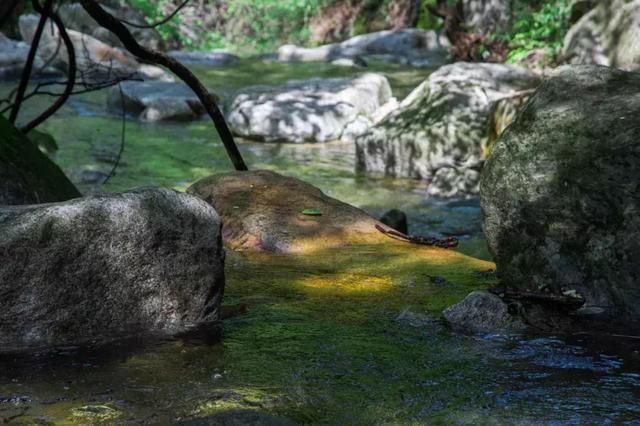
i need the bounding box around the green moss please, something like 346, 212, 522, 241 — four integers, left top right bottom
210, 245, 495, 423
70, 405, 123, 424
2, 243, 495, 424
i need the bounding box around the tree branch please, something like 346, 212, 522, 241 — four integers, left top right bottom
103, 82, 126, 184
8, 0, 53, 124
79, 0, 248, 171
21, 0, 77, 134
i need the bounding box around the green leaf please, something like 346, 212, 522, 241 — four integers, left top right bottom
302, 208, 323, 216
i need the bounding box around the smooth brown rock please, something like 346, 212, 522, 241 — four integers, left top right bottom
188, 170, 393, 253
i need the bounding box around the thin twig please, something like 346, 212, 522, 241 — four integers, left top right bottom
118, 0, 189, 29
79, 0, 248, 171
21, 0, 77, 134
103, 82, 126, 184
0, 75, 140, 115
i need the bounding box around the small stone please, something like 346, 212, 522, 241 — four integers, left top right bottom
380, 209, 408, 234
443, 291, 525, 333
79, 169, 109, 184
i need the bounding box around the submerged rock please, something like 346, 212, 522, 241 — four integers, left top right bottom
355, 62, 540, 198
226, 73, 396, 143
481, 65, 640, 324
0, 114, 80, 205
563, 0, 640, 71
178, 410, 295, 426
0, 188, 224, 351
107, 81, 205, 122
443, 291, 524, 333
19, 14, 170, 81
276, 29, 450, 67
168, 50, 239, 66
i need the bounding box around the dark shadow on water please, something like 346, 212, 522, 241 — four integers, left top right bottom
0, 322, 223, 378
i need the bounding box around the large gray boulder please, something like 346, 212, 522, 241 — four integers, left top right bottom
0, 33, 41, 79
0, 114, 80, 205
0, 33, 61, 80
19, 14, 170, 81
355, 62, 540, 198
107, 81, 205, 122
563, 0, 640, 71
277, 29, 450, 67
481, 65, 640, 323
227, 73, 397, 143
0, 188, 224, 351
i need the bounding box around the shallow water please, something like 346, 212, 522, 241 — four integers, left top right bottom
2, 59, 639, 424
2, 328, 640, 424
0, 58, 486, 259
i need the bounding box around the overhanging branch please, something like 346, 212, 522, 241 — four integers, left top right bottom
79, 0, 248, 171
21, 0, 77, 134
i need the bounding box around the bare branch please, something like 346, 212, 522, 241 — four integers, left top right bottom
0, 75, 141, 115
21, 0, 77, 134
8, 0, 53, 124
119, 0, 189, 29
79, 0, 248, 171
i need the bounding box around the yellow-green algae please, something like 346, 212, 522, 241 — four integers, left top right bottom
2, 242, 496, 424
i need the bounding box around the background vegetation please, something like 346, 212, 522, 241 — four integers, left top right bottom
496, 0, 573, 63
111, 0, 572, 59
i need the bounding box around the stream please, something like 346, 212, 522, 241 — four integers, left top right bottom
1, 58, 639, 424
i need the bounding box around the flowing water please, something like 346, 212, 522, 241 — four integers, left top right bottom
1, 58, 639, 424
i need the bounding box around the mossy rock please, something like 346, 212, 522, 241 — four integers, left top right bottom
0, 114, 80, 205
481, 65, 640, 325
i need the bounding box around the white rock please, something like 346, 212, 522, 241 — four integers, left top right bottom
277, 29, 450, 66
355, 62, 541, 198
227, 73, 395, 143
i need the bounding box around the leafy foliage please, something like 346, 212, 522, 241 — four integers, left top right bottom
123, 0, 185, 46
498, 0, 573, 63
224, 0, 326, 52
415, 0, 442, 30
